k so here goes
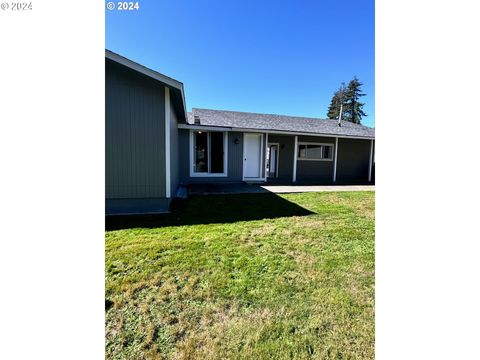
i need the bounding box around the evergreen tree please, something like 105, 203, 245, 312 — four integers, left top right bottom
326, 83, 346, 120
343, 76, 367, 124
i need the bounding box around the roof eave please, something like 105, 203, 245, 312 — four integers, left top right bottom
105, 49, 188, 123
178, 123, 374, 140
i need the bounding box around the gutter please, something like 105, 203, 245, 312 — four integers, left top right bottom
177, 123, 375, 140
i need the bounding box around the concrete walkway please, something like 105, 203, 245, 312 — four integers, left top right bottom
261, 185, 374, 193
188, 183, 374, 196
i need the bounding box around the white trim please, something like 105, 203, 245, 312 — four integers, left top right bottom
242, 133, 265, 181
189, 130, 228, 177
333, 137, 339, 183
263, 133, 269, 181
237, 129, 373, 140
190, 173, 228, 178
178, 124, 232, 132
298, 142, 335, 145
297, 159, 333, 162
189, 130, 193, 176
293, 135, 298, 182
368, 139, 374, 182
165, 87, 171, 198
177, 124, 374, 140
297, 141, 334, 161
224, 132, 229, 178
106, 50, 184, 89
267, 142, 280, 178
207, 132, 211, 174
260, 135, 264, 180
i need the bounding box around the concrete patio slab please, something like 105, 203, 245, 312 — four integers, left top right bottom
188, 183, 269, 196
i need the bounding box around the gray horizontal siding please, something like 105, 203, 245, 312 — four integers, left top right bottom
105, 60, 166, 199
179, 130, 244, 183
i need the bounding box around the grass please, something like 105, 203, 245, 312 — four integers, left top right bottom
105, 191, 374, 359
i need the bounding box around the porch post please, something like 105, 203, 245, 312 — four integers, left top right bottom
292, 135, 298, 182
333, 137, 338, 183
368, 139, 374, 182
264, 133, 269, 180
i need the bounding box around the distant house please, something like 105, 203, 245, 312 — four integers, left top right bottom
106, 50, 375, 215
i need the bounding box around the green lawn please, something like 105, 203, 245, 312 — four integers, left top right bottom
105, 191, 374, 360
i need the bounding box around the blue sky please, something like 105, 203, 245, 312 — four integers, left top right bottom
106, 0, 374, 127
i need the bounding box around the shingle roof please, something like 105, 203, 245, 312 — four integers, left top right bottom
188, 108, 374, 139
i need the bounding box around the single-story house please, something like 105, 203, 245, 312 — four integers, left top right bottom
106, 50, 375, 215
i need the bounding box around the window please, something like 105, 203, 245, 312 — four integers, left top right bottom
194, 131, 208, 172
297, 143, 334, 161
191, 131, 227, 176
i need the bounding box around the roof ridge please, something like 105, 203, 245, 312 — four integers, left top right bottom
193, 107, 329, 121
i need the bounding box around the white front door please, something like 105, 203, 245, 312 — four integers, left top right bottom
243, 133, 263, 179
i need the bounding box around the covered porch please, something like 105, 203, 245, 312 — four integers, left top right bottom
243, 132, 375, 185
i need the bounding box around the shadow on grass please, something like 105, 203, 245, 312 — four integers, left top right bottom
106, 193, 314, 231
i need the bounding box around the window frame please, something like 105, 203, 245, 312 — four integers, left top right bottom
297, 142, 334, 161
189, 130, 228, 177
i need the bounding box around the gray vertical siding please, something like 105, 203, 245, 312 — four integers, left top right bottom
178, 130, 244, 183
169, 99, 180, 196
267, 135, 295, 180
178, 129, 189, 181
268, 135, 335, 183
336, 138, 371, 183
296, 135, 335, 183
296, 161, 333, 182
228, 132, 244, 181
105, 59, 166, 200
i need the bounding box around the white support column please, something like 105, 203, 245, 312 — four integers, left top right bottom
333, 137, 338, 183
165, 87, 171, 198
264, 133, 269, 181
292, 135, 298, 182
368, 139, 374, 182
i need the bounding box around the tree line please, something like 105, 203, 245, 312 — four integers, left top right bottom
326, 76, 367, 124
